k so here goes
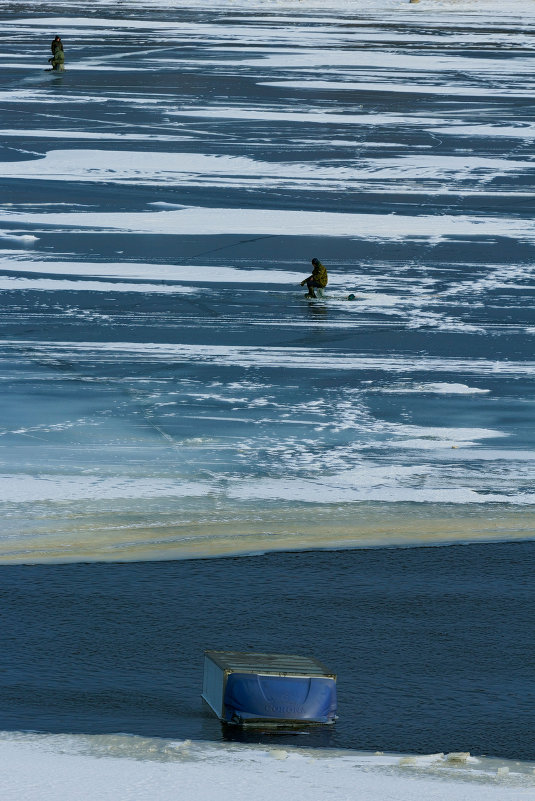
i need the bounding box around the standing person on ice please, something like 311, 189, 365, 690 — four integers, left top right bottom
300, 257, 328, 298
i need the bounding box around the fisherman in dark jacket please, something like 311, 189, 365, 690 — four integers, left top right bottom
300, 258, 328, 298
51, 35, 64, 55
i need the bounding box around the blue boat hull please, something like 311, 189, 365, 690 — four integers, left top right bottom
223, 672, 337, 725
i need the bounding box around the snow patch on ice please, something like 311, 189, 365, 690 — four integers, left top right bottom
377, 382, 491, 395
0, 257, 304, 285
0, 232, 38, 243
1, 207, 534, 243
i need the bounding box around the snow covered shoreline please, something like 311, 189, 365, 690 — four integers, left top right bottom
1, 732, 534, 801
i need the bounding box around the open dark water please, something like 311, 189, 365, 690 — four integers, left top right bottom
1, 541, 534, 760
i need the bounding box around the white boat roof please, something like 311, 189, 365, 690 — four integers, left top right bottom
204, 650, 335, 678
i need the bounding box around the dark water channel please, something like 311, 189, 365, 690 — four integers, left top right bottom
1, 541, 534, 760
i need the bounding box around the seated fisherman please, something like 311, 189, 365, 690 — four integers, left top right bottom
49, 48, 65, 71
300, 258, 328, 298
49, 36, 65, 71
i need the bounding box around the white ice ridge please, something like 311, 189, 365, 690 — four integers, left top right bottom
1, 207, 534, 243
0, 732, 533, 801
2, 340, 534, 376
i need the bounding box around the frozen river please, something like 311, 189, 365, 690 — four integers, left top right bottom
1, 0, 534, 562
1, 1, 535, 797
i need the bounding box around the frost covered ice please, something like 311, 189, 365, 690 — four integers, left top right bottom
1, 733, 534, 801
1, 0, 535, 559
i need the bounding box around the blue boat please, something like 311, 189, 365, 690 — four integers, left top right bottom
202, 650, 337, 726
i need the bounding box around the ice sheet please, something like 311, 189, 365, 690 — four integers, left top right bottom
1, 0, 534, 566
